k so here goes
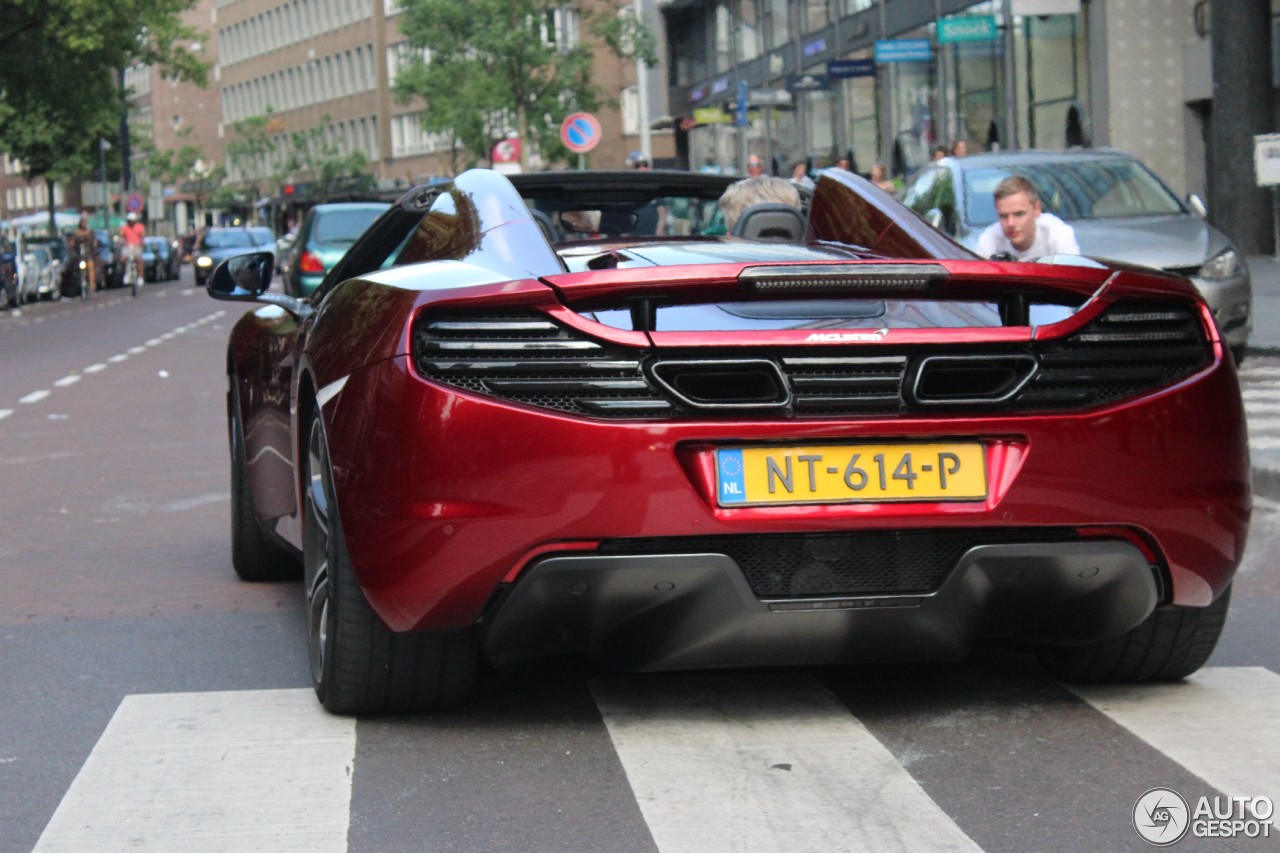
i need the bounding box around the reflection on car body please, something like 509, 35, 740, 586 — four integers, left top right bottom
901, 148, 1253, 360
209, 167, 1249, 715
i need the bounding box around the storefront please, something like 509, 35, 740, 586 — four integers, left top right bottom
668, 0, 1088, 178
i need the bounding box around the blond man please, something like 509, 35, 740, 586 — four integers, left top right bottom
719, 175, 802, 233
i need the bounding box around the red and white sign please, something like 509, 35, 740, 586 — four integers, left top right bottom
125, 194, 144, 213
560, 112, 601, 154
491, 137, 522, 175
492, 138, 521, 164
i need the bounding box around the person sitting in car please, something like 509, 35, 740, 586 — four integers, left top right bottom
716, 175, 802, 234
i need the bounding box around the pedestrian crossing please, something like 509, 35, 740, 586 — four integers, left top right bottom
32, 666, 1280, 852
1239, 357, 1280, 450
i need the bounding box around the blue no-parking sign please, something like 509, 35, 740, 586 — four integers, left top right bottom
560, 113, 601, 154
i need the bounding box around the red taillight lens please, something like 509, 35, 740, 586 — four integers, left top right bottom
298, 250, 325, 274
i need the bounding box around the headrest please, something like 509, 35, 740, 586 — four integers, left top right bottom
730, 203, 806, 241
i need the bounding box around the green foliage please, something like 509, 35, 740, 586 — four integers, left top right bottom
0, 0, 209, 190
227, 112, 375, 200
134, 127, 204, 188
394, 0, 654, 169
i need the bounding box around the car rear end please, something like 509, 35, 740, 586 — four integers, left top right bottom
291, 203, 388, 296
324, 255, 1248, 676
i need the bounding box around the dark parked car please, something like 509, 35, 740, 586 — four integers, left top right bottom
192, 227, 263, 288
0, 237, 17, 309
901, 148, 1252, 360
142, 236, 179, 282
209, 168, 1247, 715
282, 202, 388, 296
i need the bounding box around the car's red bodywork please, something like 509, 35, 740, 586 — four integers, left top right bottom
219, 167, 1249, 697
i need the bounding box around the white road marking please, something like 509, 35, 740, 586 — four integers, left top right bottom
34, 689, 355, 853
1073, 666, 1280, 822
0, 409, 11, 421
127, 346, 146, 354
83, 363, 107, 374
107, 354, 128, 363
18, 390, 50, 404
158, 492, 229, 512
592, 673, 981, 853
53, 375, 80, 388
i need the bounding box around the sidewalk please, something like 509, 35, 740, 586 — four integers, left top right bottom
1245, 255, 1280, 500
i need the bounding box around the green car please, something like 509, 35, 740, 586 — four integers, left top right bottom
283, 202, 389, 296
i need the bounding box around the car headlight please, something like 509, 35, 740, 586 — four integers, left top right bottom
1199, 248, 1242, 281
196, 256, 213, 268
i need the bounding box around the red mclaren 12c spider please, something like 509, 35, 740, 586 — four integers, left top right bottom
209, 167, 1249, 714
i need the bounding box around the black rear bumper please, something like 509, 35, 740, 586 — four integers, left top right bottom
481, 539, 1159, 670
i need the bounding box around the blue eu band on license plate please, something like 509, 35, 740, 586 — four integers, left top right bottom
716, 443, 987, 506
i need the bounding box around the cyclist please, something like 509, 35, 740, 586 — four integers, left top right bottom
120, 211, 146, 293
69, 215, 98, 296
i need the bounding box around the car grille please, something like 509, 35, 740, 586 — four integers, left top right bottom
598, 528, 1078, 598
411, 301, 1210, 418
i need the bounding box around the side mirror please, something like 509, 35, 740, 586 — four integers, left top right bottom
208, 251, 274, 300
924, 208, 945, 230
1187, 194, 1208, 218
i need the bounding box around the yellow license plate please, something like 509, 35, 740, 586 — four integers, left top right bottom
716, 443, 987, 506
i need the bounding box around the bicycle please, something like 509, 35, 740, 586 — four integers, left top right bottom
123, 248, 142, 298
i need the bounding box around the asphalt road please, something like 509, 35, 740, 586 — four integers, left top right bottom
2, 273, 1278, 853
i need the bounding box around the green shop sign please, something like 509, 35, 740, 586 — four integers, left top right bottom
938, 15, 998, 43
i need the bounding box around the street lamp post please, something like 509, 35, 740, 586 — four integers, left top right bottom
98, 138, 110, 229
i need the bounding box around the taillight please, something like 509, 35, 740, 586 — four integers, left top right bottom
298, 250, 325, 274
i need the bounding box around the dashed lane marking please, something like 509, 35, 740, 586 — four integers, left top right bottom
0, 311, 226, 422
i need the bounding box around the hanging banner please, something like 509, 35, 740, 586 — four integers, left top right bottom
874, 39, 932, 63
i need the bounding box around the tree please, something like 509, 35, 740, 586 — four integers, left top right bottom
0, 0, 208, 231
393, 0, 655, 171
227, 112, 376, 203
280, 118, 376, 197
225, 114, 281, 201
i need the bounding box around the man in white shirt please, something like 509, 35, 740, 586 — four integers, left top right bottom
976, 175, 1080, 261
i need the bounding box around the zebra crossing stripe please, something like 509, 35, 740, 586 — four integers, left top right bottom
592, 673, 982, 853
34, 689, 355, 852
1072, 667, 1280, 824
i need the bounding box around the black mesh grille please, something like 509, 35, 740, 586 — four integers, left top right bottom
413, 314, 671, 416
411, 301, 1209, 418
598, 528, 1078, 598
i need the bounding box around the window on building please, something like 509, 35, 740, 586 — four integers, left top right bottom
766, 0, 789, 50
667, 6, 710, 86
736, 0, 762, 63
542, 7, 581, 49
714, 1, 732, 74
803, 0, 827, 34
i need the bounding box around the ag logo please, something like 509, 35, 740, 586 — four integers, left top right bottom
1133, 788, 1190, 846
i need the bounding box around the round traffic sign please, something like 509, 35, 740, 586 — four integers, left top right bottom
560, 112, 601, 154
125, 194, 144, 213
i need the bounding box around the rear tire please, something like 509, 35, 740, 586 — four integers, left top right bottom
1038, 585, 1231, 683
304, 410, 478, 715
229, 380, 299, 581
